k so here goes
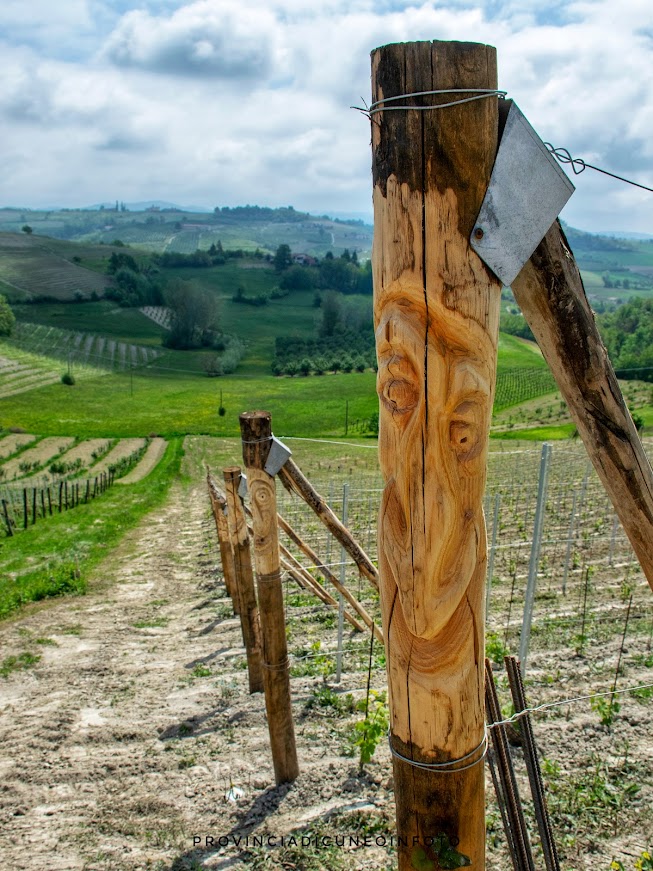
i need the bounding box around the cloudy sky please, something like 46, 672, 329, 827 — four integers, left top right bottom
1, 0, 652, 233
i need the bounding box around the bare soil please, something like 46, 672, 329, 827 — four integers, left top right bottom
1, 436, 75, 480
0, 433, 36, 460
118, 439, 167, 484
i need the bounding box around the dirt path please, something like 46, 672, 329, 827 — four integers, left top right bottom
0, 479, 247, 870
0, 476, 391, 871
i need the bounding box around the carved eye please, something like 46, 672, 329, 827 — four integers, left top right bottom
381, 378, 419, 415
449, 400, 482, 460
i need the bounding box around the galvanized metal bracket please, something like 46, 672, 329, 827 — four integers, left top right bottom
238, 473, 248, 499
470, 100, 575, 287
264, 435, 292, 476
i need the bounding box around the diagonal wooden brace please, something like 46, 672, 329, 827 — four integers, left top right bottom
512, 219, 653, 591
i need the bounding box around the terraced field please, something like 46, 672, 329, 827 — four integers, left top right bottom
11, 323, 162, 370
0, 232, 113, 301
0, 433, 166, 502
0, 353, 61, 398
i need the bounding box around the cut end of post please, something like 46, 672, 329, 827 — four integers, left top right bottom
240, 410, 273, 470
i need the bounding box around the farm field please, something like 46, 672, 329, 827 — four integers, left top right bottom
0, 435, 650, 871
0, 232, 114, 302
0, 324, 584, 441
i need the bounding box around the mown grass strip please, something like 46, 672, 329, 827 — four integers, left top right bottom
491, 423, 577, 441
0, 438, 183, 620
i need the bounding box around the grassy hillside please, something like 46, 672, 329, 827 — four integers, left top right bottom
3, 211, 653, 441
0, 329, 558, 440
0, 233, 115, 302
0, 206, 373, 260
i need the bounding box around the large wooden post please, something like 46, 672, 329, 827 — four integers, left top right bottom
223, 467, 264, 694
371, 41, 502, 867
240, 412, 299, 784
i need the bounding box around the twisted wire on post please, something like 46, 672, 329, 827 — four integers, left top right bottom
388, 728, 488, 774
545, 142, 653, 193
352, 88, 507, 119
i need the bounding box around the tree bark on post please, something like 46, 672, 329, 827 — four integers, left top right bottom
240, 412, 299, 784
371, 41, 502, 867
223, 466, 264, 694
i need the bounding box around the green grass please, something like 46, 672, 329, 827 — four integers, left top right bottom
0, 354, 381, 436
0, 326, 575, 439
492, 423, 577, 440
0, 438, 183, 620
0, 651, 42, 677
13, 301, 166, 345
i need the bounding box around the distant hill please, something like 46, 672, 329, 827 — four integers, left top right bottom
561, 222, 653, 304
0, 205, 373, 261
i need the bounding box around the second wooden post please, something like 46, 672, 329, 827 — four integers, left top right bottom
371, 40, 502, 867
240, 411, 299, 785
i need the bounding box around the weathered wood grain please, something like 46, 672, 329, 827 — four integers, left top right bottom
372, 40, 502, 868
207, 474, 239, 613
513, 221, 653, 591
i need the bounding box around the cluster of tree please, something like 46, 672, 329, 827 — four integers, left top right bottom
274, 245, 373, 295
232, 286, 270, 307
0, 294, 15, 336
153, 243, 258, 269
163, 281, 222, 350
271, 325, 376, 376
598, 297, 653, 380
212, 205, 311, 223
499, 312, 535, 342
600, 271, 651, 291
105, 251, 164, 307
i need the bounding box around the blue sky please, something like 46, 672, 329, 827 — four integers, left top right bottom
1, 0, 652, 233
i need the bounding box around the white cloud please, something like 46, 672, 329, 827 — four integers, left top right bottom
102, 1, 286, 81
0, 0, 652, 233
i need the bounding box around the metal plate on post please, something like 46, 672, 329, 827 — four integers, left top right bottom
470, 101, 575, 287
264, 435, 292, 476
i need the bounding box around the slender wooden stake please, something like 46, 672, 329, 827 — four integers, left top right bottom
371, 40, 501, 867
513, 220, 653, 591
277, 458, 378, 590
47, 488, 52, 515
23, 489, 28, 529
41, 488, 46, 518
223, 466, 264, 694
240, 411, 298, 784
207, 475, 239, 612
59, 481, 63, 512
2, 499, 13, 536
277, 546, 367, 633
32, 488, 37, 524
85, 479, 90, 503
276, 511, 383, 644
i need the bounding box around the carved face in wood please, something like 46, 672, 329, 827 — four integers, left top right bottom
376, 283, 493, 640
